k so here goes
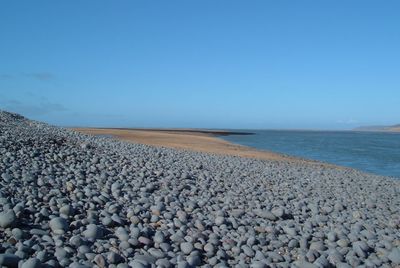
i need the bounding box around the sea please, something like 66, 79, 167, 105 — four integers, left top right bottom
221, 130, 400, 178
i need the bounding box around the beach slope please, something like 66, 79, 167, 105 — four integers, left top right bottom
1, 111, 399, 267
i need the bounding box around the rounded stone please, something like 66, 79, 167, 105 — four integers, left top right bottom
251, 261, 267, 268
21, 258, 42, 268
0, 254, 21, 267
336, 239, 349, 248
242, 245, 255, 257
0, 210, 16, 228
59, 205, 73, 217
388, 248, 400, 265
107, 252, 124, 264
187, 254, 201, 266
204, 243, 215, 257
115, 227, 129, 241
215, 216, 225, 226
177, 261, 190, 268
69, 235, 83, 247
271, 207, 284, 218
180, 242, 194, 255
94, 254, 106, 268
78, 245, 91, 254
83, 224, 103, 239
352, 241, 369, 258
11, 228, 24, 239
49, 217, 68, 234
310, 241, 326, 251
154, 231, 165, 244
138, 236, 152, 245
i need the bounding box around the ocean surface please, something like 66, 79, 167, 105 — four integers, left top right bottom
221, 130, 400, 178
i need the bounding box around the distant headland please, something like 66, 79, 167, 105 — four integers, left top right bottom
354, 124, 400, 132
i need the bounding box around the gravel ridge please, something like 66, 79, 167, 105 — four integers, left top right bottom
0, 110, 399, 267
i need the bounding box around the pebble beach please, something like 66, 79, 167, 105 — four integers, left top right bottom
0, 110, 399, 267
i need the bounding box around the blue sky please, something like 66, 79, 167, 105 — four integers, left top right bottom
1, 1, 399, 129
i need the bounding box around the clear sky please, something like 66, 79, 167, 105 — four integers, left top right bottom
1, 1, 399, 129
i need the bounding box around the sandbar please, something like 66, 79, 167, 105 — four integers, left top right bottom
72, 127, 328, 166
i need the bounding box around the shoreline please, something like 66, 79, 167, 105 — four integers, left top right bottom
2, 111, 399, 267
72, 127, 336, 167
82, 127, 255, 136
72, 127, 288, 161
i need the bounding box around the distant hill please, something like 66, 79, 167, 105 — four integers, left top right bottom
354, 124, 400, 132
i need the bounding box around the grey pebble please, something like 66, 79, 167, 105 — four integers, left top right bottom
253, 209, 277, 221
108, 252, 124, 264
0, 254, 20, 267
21, 258, 42, 268
388, 247, 400, 264
0, 210, 16, 228
271, 207, 284, 218
0, 110, 399, 267
242, 245, 255, 257
11, 228, 24, 239
180, 242, 194, 255
49, 217, 68, 234
83, 224, 103, 239
352, 241, 370, 258
153, 231, 165, 244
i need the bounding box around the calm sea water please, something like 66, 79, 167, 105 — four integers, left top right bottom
221, 130, 400, 178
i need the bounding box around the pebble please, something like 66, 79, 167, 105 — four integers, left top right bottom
156, 258, 171, 267
328, 249, 344, 264
310, 241, 326, 251
59, 205, 73, 217
180, 242, 194, 255
129, 260, 147, 268
293, 260, 318, 268
388, 247, 400, 264
204, 243, 215, 257
0, 210, 16, 228
49, 217, 68, 234
94, 254, 106, 268
352, 241, 370, 258
116, 227, 129, 241
230, 209, 245, 217
251, 261, 267, 268
153, 231, 165, 244
78, 245, 91, 254
0, 110, 398, 267
253, 209, 277, 221
187, 254, 201, 266
215, 216, 225, 226
336, 239, 349, 248
0, 254, 20, 267
148, 248, 165, 259
1, 173, 12, 182
288, 239, 299, 248
242, 245, 255, 257
11, 228, 24, 240
138, 236, 152, 245
21, 258, 42, 268
108, 252, 124, 264
83, 224, 103, 239
177, 261, 190, 268
69, 235, 83, 247
327, 231, 337, 242
271, 207, 284, 218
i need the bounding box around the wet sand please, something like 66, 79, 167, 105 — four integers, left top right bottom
72, 128, 327, 166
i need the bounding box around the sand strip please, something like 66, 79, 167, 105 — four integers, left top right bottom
72, 128, 329, 166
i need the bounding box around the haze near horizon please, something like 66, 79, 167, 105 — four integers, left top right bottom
1, 1, 399, 129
